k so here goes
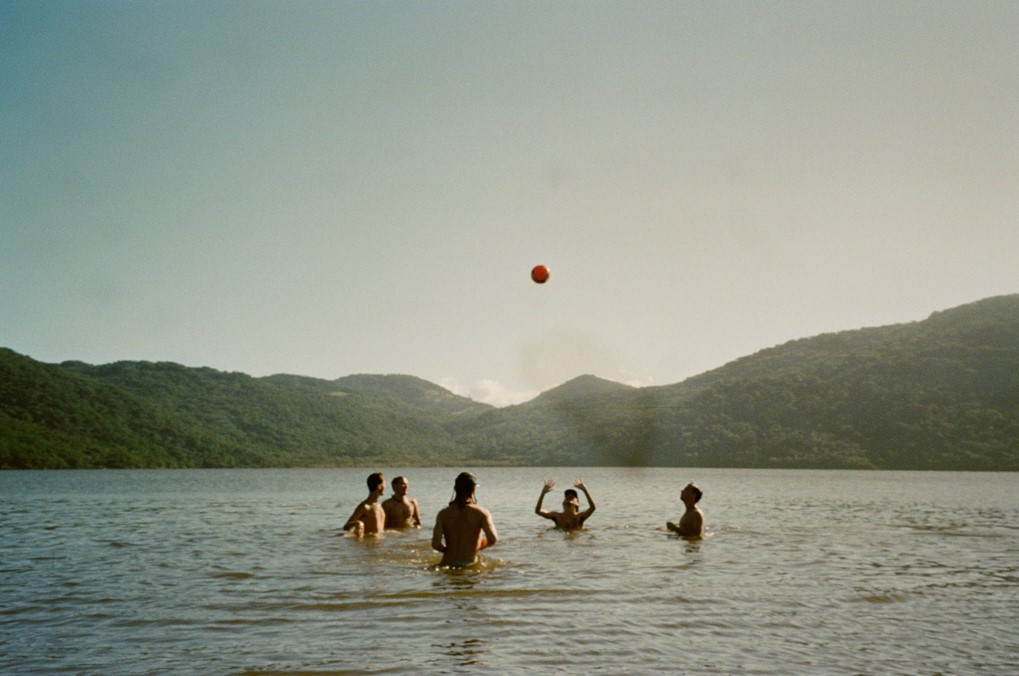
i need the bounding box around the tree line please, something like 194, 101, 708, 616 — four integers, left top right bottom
2, 294, 1017, 470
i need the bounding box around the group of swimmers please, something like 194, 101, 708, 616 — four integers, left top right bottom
343, 472, 705, 567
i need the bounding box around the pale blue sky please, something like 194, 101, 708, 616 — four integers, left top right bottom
3, 1, 1017, 405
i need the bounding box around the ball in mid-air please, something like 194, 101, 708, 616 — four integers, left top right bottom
531, 264, 550, 284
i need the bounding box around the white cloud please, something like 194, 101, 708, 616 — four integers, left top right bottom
470, 379, 541, 407
438, 377, 469, 398
623, 375, 655, 388
440, 372, 652, 407
439, 377, 542, 408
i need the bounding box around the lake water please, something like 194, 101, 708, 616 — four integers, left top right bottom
2, 468, 1017, 674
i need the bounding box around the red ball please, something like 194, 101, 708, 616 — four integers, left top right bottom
531, 264, 550, 284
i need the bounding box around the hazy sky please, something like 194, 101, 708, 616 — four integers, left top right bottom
3, 1, 1017, 406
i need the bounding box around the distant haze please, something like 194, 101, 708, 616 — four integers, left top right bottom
3, 1, 1017, 406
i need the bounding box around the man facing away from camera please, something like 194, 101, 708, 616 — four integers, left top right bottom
432, 472, 498, 567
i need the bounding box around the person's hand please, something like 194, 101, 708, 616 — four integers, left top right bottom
542, 479, 555, 493
573, 479, 587, 491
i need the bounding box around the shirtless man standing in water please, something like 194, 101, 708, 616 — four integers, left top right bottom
343, 472, 386, 537
431, 472, 498, 567
667, 482, 705, 539
535, 479, 596, 530
382, 475, 421, 529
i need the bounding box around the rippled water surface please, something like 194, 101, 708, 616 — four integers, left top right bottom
2, 468, 1017, 674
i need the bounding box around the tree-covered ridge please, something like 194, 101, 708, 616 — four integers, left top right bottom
2, 294, 1017, 470
443, 295, 1019, 470
56, 361, 474, 467
0, 349, 257, 468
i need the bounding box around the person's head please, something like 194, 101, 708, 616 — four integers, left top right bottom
452, 472, 477, 507
391, 476, 408, 496
681, 482, 702, 505
563, 488, 580, 511
367, 472, 385, 494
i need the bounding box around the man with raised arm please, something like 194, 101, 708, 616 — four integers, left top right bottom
342, 472, 386, 537
667, 482, 705, 539
432, 472, 498, 567
535, 479, 596, 530
382, 475, 422, 529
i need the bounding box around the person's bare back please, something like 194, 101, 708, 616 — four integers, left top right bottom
431, 472, 498, 566
432, 503, 497, 566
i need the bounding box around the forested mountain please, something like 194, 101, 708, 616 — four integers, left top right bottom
2, 295, 1018, 470
459, 296, 1019, 469
0, 350, 260, 468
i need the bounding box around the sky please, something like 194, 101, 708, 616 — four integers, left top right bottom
2, 1, 1017, 406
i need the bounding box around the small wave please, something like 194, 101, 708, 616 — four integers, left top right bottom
115, 617, 203, 628
286, 602, 379, 612
209, 617, 296, 627
903, 525, 1004, 538
855, 592, 909, 603
369, 587, 577, 601
213, 571, 255, 580
238, 670, 367, 675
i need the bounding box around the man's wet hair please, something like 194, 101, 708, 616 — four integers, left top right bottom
367, 472, 385, 492
391, 475, 406, 488
563, 489, 579, 501
451, 472, 477, 507
688, 483, 703, 503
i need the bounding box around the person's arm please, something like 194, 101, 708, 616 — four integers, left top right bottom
343, 503, 366, 531
575, 479, 595, 520
480, 507, 498, 548
412, 499, 422, 528
535, 480, 556, 519
431, 513, 446, 553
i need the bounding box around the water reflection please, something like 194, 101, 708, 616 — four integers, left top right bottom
435, 637, 488, 667
429, 567, 494, 668
432, 566, 481, 590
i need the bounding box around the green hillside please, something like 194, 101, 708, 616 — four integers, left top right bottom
446, 295, 1019, 469
2, 294, 1018, 470
0, 349, 259, 468
57, 362, 482, 467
